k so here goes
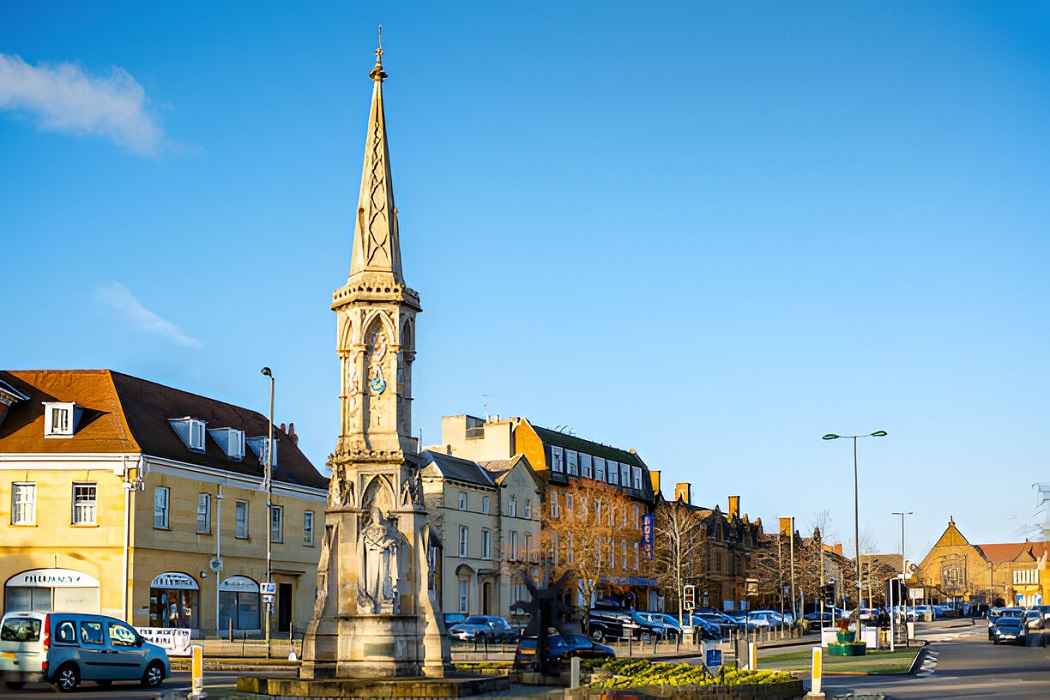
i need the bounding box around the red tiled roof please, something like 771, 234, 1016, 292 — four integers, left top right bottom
975, 541, 1050, 564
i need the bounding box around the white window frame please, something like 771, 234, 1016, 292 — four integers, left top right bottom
525, 533, 533, 562
566, 450, 579, 475
594, 457, 606, 482
270, 504, 284, 543
458, 492, 467, 511
459, 526, 469, 558
153, 486, 170, 529
621, 539, 628, 570
580, 453, 592, 479
550, 491, 560, 518
11, 482, 35, 525
196, 492, 211, 533
632, 466, 643, 490
524, 498, 531, 519
481, 495, 490, 514
235, 500, 249, 539
566, 493, 574, 512
44, 403, 75, 437
634, 542, 640, 570
510, 531, 518, 561
608, 461, 619, 485
620, 463, 631, 488
509, 495, 517, 517
482, 529, 492, 560
458, 578, 469, 613
304, 510, 315, 546
551, 446, 564, 473
71, 483, 97, 525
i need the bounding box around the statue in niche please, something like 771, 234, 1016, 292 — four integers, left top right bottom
358, 506, 400, 614
366, 328, 388, 396
346, 347, 364, 418
313, 525, 335, 620
400, 468, 422, 508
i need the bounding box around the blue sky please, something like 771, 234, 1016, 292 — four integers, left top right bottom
3, 2, 1049, 561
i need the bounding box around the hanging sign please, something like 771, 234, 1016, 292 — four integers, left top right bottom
219, 576, 259, 593
641, 513, 654, 559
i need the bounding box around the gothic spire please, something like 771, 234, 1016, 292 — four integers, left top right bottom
349, 27, 403, 284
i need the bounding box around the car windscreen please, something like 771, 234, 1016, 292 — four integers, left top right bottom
997, 619, 1022, 627
0, 618, 41, 642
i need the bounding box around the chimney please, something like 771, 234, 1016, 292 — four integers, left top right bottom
834, 543, 843, 556
728, 496, 740, 519
288, 422, 298, 445
650, 470, 662, 496
778, 516, 793, 536
674, 482, 691, 505
279, 422, 287, 433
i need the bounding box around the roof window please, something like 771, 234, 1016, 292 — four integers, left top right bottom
44, 401, 81, 437
208, 427, 245, 461
169, 417, 207, 452
247, 436, 278, 469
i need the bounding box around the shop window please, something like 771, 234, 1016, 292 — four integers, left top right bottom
219, 576, 261, 631
149, 572, 199, 629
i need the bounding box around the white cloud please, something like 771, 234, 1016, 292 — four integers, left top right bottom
0, 53, 163, 155
96, 282, 201, 348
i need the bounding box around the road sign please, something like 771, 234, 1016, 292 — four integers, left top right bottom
209, 558, 223, 572
261, 582, 277, 595
263, 594, 275, 605
704, 646, 722, 670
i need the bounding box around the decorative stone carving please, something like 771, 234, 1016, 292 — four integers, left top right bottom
358, 507, 401, 614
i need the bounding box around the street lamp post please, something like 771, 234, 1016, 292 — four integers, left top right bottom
822, 430, 887, 641
892, 511, 914, 621
260, 367, 275, 654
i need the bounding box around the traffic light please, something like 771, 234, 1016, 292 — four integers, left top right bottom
822, 581, 836, 605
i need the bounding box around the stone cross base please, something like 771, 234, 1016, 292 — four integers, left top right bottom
301, 614, 424, 679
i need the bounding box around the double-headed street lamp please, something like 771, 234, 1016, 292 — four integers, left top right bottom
822, 430, 887, 640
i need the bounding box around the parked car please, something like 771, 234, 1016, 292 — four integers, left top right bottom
0, 611, 170, 692
513, 633, 614, 669
738, 611, 784, 631
636, 613, 682, 642
802, 611, 834, 632
1023, 610, 1044, 631
991, 616, 1028, 645
442, 612, 467, 628
588, 609, 664, 642
688, 614, 726, 640
448, 615, 516, 642
693, 613, 735, 638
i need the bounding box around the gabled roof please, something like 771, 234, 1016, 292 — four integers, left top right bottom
976, 541, 1050, 565
480, 453, 542, 489
0, 370, 327, 490
420, 450, 495, 488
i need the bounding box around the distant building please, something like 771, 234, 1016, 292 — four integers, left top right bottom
436, 414, 659, 608
910, 518, 1049, 606
0, 369, 327, 636
418, 451, 542, 620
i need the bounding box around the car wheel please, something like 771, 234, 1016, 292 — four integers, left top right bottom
53, 663, 80, 692
141, 661, 165, 688
591, 629, 605, 643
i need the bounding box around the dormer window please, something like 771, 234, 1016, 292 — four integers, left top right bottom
44, 402, 80, 437
208, 427, 245, 461
247, 436, 278, 469
169, 417, 207, 453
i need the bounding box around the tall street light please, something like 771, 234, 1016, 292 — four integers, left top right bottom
260, 367, 275, 652
892, 512, 914, 612
822, 430, 887, 640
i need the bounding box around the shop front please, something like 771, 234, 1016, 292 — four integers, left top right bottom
149, 572, 199, 630
218, 575, 260, 632
4, 568, 100, 614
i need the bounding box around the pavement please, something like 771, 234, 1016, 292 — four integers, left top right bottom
0, 671, 252, 699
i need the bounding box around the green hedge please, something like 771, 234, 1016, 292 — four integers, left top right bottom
588, 658, 793, 689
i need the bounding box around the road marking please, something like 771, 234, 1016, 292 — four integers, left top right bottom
915, 649, 939, 677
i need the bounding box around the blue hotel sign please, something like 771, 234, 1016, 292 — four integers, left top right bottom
642, 512, 654, 559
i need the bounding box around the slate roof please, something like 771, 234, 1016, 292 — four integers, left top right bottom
0, 369, 327, 490
420, 450, 495, 488
531, 423, 647, 468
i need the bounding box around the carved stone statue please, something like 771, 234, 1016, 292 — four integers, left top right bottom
358, 507, 400, 614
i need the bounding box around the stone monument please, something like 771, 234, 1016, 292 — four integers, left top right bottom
298, 36, 451, 680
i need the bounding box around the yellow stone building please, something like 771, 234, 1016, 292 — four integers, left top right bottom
910, 518, 1050, 606
0, 370, 328, 636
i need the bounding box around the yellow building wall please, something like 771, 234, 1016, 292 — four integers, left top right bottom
512, 422, 547, 473
0, 468, 129, 619
131, 470, 323, 634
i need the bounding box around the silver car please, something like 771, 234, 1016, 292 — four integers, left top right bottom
0, 611, 170, 692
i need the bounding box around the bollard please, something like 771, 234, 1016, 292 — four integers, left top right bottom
570, 656, 581, 689
748, 641, 757, 670
805, 646, 824, 698
190, 644, 206, 699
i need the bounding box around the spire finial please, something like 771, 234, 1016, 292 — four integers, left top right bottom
370, 25, 387, 82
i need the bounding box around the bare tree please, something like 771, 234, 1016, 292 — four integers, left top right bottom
653, 498, 706, 625
540, 479, 641, 620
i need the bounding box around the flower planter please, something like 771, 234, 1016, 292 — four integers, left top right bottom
827, 641, 867, 656
835, 630, 855, 643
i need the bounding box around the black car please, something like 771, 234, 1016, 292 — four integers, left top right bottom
513, 634, 613, 669
443, 612, 467, 629
688, 614, 725, 640
802, 612, 834, 632
991, 617, 1026, 645
588, 608, 664, 642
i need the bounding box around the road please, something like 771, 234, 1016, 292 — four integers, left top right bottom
816, 620, 1050, 699
0, 671, 243, 699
